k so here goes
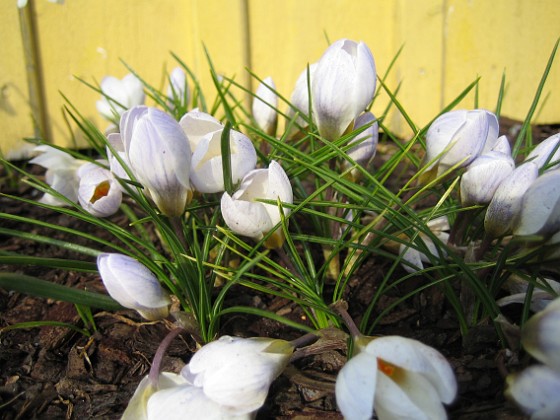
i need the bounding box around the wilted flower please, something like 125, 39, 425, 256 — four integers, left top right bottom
335, 335, 457, 420
116, 106, 192, 217
423, 109, 499, 181
252, 76, 278, 136
29, 145, 86, 206
484, 162, 539, 238
167, 67, 189, 111
506, 297, 560, 419
460, 148, 515, 206
399, 216, 450, 274
77, 162, 122, 217
341, 112, 379, 181
180, 109, 257, 193
524, 132, 560, 171
97, 253, 171, 321
497, 275, 560, 312
96, 74, 145, 122
513, 169, 560, 239
312, 39, 376, 141
221, 161, 293, 249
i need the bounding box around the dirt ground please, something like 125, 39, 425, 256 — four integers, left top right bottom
1, 119, 558, 419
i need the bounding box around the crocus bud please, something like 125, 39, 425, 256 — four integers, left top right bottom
460, 150, 515, 206
513, 169, 560, 239
341, 112, 379, 181
335, 335, 457, 420
180, 110, 257, 193
484, 162, 539, 238
252, 76, 278, 136
505, 365, 560, 419
521, 297, 560, 371
524, 132, 560, 171
312, 39, 376, 141
77, 162, 122, 217
167, 67, 189, 111
106, 133, 132, 191
97, 253, 171, 321
285, 63, 317, 138
423, 109, 499, 181
96, 74, 145, 122
29, 145, 86, 206
221, 161, 293, 249
119, 106, 193, 217
181, 335, 294, 415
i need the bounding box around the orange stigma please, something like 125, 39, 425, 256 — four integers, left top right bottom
377, 358, 396, 377
90, 181, 110, 203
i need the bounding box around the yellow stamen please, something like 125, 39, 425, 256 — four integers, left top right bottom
90, 181, 110, 203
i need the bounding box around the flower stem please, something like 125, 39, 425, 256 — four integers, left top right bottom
289, 332, 319, 349
149, 327, 184, 387
330, 300, 361, 338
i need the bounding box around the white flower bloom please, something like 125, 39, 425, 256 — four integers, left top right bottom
506, 365, 560, 420
336, 335, 457, 420
460, 150, 515, 206
285, 63, 317, 138
312, 39, 376, 141
179, 109, 224, 150
77, 162, 122, 217
513, 169, 560, 239
252, 76, 278, 136
484, 162, 539, 238
521, 297, 560, 371
119, 106, 192, 217
181, 335, 293, 415
341, 112, 379, 181
29, 145, 86, 206
525, 132, 560, 171
96, 74, 145, 122
167, 67, 189, 111
97, 253, 171, 321
221, 161, 293, 249
423, 109, 499, 179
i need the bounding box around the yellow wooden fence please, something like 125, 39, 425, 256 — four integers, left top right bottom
1, 0, 559, 160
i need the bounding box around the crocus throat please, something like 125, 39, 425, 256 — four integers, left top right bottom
91, 181, 111, 203
377, 358, 396, 377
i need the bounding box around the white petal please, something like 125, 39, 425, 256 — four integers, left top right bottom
335, 351, 377, 420
525, 133, 560, 170
399, 243, 425, 274
179, 109, 223, 150
252, 76, 278, 134
221, 192, 272, 239
522, 298, 560, 370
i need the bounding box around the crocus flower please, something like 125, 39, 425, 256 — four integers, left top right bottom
513, 169, 560, 239
341, 112, 379, 181
506, 297, 560, 418
525, 132, 560, 171
167, 67, 189, 111
423, 109, 499, 181
252, 76, 278, 136
96, 74, 145, 122
29, 145, 86, 206
336, 335, 457, 420
221, 161, 293, 249
180, 109, 257, 193
285, 63, 317, 138
460, 148, 515, 206
484, 162, 539, 238
77, 161, 122, 217
118, 106, 193, 217
312, 39, 376, 141
97, 253, 171, 321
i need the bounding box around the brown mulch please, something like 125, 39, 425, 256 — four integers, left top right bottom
2, 119, 557, 419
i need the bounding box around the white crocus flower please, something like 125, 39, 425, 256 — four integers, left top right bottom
221, 161, 293, 249
77, 162, 122, 217
180, 335, 294, 415
96, 74, 145, 122
484, 162, 539, 238
460, 149, 515, 206
312, 39, 376, 141
179, 109, 224, 149
285, 63, 317, 138
341, 112, 379, 181
29, 145, 86, 206
97, 253, 171, 321
525, 132, 560, 171
423, 109, 499, 181
252, 76, 278, 136
336, 335, 457, 420
119, 106, 193, 217
513, 169, 560, 239
399, 216, 450, 274
506, 297, 560, 419
167, 67, 189, 111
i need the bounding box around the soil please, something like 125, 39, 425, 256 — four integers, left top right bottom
1, 118, 558, 419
